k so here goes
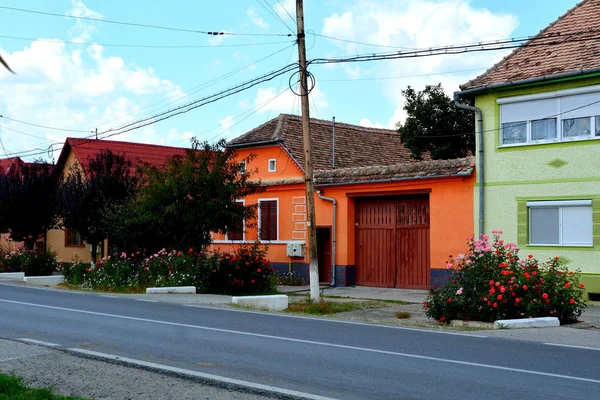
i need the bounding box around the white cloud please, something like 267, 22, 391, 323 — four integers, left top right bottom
359, 118, 386, 129
247, 8, 269, 29
274, 0, 296, 20
220, 115, 234, 131
0, 1, 186, 161
67, 0, 103, 42
321, 0, 519, 125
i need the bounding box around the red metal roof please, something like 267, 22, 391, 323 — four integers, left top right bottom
59, 138, 189, 170
0, 157, 23, 171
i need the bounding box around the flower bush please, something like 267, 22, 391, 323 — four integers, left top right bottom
424, 231, 587, 324
74, 242, 276, 295
0, 246, 59, 276
276, 271, 306, 286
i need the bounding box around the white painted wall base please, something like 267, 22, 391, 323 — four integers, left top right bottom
494, 317, 560, 329
23, 275, 65, 286
232, 295, 289, 311
146, 286, 197, 294
0, 272, 25, 281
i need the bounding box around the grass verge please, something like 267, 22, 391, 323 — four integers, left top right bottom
0, 372, 89, 400
285, 300, 388, 315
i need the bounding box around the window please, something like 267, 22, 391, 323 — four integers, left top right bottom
499, 89, 600, 146
528, 200, 593, 246
226, 200, 245, 241
268, 159, 276, 172
259, 199, 278, 241
65, 227, 84, 247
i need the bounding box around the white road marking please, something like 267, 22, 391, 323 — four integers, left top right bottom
100, 295, 118, 298
183, 304, 488, 338
17, 338, 61, 347
544, 343, 600, 351
69, 348, 337, 400
2, 298, 600, 384
136, 299, 158, 303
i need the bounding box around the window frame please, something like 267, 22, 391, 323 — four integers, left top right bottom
258, 198, 279, 241
226, 200, 245, 241
268, 159, 277, 172
498, 86, 600, 147
65, 227, 84, 248
527, 200, 593, 247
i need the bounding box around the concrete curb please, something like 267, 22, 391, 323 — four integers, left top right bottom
146, 286, 196, 294
494, 317, 560, 329
232, 295, 289, 311
23, 275, 65, 286
0, 272, 25, 281
449, 320, 494, 329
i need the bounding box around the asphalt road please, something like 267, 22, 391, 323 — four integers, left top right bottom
1, 283, 599, 400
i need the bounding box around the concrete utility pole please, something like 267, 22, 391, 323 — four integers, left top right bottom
296, 0, 320, 302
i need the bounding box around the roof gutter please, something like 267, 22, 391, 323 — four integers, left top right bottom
456, 67, 600, 98
453, 93, 484, 237
314, 170, 473, 187
226, 139, 284, 149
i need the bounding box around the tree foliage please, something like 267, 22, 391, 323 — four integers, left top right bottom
56, 150, 138, 265
106, 139, 264, 253
0, 161, 61, 249
397, 83, 475, 160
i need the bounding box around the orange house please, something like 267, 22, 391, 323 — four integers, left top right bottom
212, 114, 475, 288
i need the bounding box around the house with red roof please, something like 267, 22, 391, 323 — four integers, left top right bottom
46, 137, 188, 263
455, 0, 600, 300
212, 114, 475, 288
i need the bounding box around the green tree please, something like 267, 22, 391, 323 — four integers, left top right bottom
107, 139, 263, 253
56, 150, 138, 266
0, 161, 60, 250
397, 83, 475, 160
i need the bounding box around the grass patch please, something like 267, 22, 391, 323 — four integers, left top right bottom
0, 372, 89, 399
395, 311, 411, 319
285, 300, 387, 315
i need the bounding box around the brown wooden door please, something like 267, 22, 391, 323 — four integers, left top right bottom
317, 227, 332, 284
355, 197, 430, 288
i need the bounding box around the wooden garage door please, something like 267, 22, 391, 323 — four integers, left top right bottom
355, 197, 430, 288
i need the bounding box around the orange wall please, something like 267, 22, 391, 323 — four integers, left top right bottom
213, 144, 475, 271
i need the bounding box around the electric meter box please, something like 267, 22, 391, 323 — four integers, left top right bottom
286, 242, 305, 257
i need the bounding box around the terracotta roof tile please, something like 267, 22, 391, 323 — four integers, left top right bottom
59, 138, 188, 170
229, 114, 425, 171
314, 157, 474, 185
461, 0, 600, 90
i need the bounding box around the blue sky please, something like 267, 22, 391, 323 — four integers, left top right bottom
0, 0, 581, 162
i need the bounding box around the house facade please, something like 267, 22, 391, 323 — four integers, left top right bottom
212, 114, 475, 288
46, 137, 187, 263
456, 0, 600, 300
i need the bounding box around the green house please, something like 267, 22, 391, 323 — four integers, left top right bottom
455, 0, 600, 301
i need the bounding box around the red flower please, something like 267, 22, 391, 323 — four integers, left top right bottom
542, 293, 548, 299
448, 298, 453, 303
439, 316, 446, 322
212, 269, 216, 273
515, 298, 521, 303
490, 287, 496, 294
257, 268, 262, 273
177, 251, 182, 257
580, 283, 585, 289
565, 282, 571, 288
451, 279, 456, 284
545, 299, 550, 304
251, 279, 255, 283
188, 247, 194, 254
570, 298, 576, 304
523, 285, 528, 290
493, 302, 498, 308
555, 256, 560, 261
569, 271, 574, 275
557, 271, 562, 275
524, 273, 531, 279
497, 295, 503, 300
500, 286, 506, 293
528, 254, 533, 259
489, 280, 495, 286
532, 271, 537, 276
245, 261, 250, 266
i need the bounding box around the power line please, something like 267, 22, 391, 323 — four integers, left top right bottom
319, 67, 487, 82
0, 34, 294, 49
310, 33, 416, 50
256, 0, 295, 34
0, 5, 293, 37
0, 115, 91, 133
276, 0, 296, 26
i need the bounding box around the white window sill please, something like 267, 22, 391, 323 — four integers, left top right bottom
499, 136, 600, 148
527, 244, 594, 248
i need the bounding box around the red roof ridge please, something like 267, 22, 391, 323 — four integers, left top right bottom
66, 137, 190, 152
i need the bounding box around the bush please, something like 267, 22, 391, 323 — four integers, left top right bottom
57, 256, 90, 285
276, 271, 305, 286
424, 231, 587, 324
73, 243, 276, 295
0, 247, 58, 276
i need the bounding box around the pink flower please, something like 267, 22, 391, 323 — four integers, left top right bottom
456, 287, 463, 295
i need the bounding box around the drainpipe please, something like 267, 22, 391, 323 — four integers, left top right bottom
332, 117, 336, 169
454, 93, 484, 237
316, 190, 337, 287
